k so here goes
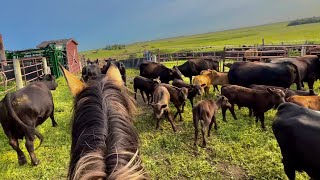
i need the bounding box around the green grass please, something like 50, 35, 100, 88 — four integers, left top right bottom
0, 63, 315, 179
81, 21, 320, 60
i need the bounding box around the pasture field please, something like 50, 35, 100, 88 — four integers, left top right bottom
82, 22, 320, 60
0, 61, 315, 179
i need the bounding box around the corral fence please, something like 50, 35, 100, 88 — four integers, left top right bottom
0, 57, 49, 95
115, 43, 320, 72
120, 51, 224, 69
221, 44, 320, 71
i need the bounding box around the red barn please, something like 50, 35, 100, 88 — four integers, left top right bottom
37, 38, 81, 73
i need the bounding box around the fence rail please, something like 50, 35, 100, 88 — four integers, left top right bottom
0, 57, 47, 95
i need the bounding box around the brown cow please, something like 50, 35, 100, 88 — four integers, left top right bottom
160, 83, 188, 121
150, 85, 176, 132
193, 96, 231, 147
201, 69, 229, 86
286, 95, 320, 111
221, 85, 286, 129
193, 74, 212, 96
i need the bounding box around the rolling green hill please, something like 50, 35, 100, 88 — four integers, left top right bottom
81, 21, 320, 60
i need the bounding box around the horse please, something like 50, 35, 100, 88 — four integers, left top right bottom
59, 63, 148, 180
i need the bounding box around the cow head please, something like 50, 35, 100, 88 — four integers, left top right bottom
39, 74, 58, 90
189, 85, 202, 96
81, 60, 101, 82
267, 88, 286, 108
153, 77, 161, 85
170, 66, 183, 80
216, 95, 231, 109
150, 103, 167, 119
178, 87, 188, 101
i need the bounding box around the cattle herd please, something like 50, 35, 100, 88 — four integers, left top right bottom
0, 55, 320, 179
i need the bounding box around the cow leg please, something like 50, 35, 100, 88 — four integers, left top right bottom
193, 116, 199, 146
146, 94, 150, 104
260, 114, 266, 130
134, 88, 137, 100
307, 79, 315, 90
165, 111, 176, 132
200, 121, 207, 147
248, 108, 253, 117
189, 98, 194, 108
181, 101, 185, 113
283, 158, 295, 180
8, 136, 27, 165
50, 112, 58, 127
222, 107, 227, 122
213, 85, 219, 92
25, 136, 39, 166
156, 118, 161, 130
189, 77, 192, 84
173, 106, 183, 121
140, 91, 146, 103
208, 116, 217, 137
229, 104, 237, 120
204, 87, 209, 96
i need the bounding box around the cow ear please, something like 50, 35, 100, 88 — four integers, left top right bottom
161, 104, 167, 109
46, 74, 53, 80
95, 59, 99, 64
150, 103, 155, 108
59, 63, 85, 97
105, 64, 123, 86
267, 88, 273, 93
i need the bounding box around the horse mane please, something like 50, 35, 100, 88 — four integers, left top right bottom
68, 78, 148, 180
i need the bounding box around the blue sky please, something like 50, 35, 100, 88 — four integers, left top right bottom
1, 0, 320, 51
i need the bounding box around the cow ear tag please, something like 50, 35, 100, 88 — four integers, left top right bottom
104, 64, 123, 87
59, 63, 86, 97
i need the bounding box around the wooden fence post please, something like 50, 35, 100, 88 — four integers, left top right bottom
42, 57, 49, 74
13, 59, 24, 90
301, 46, 306, 56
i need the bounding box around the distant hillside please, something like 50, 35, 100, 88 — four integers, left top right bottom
288, 16, 320, 26
81, 21, 320, 60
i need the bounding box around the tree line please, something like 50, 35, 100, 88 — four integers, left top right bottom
288, 16, 320, 26
104, 44, 126, 50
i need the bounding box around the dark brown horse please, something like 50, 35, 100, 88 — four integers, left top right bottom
60, 64, 148, 180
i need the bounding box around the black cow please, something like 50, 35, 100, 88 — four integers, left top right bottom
172, 78, 201, 108
269, 55, 320, 90
272, 102, 320, 180
228, 61, 302, 90
0, 74, 58, 166
101, 59, 126, 86
174, 58, 219, 83
81, 59, 101, 82
140, 61, 183, 84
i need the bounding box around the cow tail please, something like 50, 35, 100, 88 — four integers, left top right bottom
5, 93, 44, 149
288, 62, 302, 90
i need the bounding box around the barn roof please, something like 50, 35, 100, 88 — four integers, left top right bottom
36, 38, 78, 48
